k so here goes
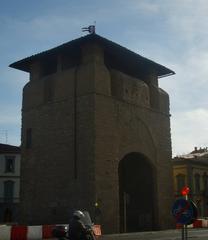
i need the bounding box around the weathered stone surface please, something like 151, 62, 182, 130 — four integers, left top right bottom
18, 38, 174, 234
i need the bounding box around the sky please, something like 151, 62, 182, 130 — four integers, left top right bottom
0, 0, 207, 156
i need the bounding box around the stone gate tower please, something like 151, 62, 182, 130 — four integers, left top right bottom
10, 34, 175, 233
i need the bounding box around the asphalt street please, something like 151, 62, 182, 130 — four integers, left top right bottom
99, 229, 208, 240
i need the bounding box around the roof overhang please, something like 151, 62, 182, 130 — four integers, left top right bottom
10, 34, 175, 78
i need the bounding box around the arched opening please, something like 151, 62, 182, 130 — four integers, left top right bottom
119, 152, 155, 232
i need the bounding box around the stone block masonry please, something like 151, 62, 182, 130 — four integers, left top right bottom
10, 33, 175, 233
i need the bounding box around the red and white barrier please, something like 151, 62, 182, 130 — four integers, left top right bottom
0, 224, 57, 240
27, 225, 42, 239
176, 219, 208, 229
0, 224, 101, 240
0, 225, 11, 240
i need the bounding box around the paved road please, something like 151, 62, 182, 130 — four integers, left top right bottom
99, 229, 208, 240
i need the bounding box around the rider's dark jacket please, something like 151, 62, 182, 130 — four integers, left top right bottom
68, 217, 88, 240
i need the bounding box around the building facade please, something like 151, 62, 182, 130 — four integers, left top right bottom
0, 143, 21, 223
172, 147, 208, 217
10, 33, 175, 233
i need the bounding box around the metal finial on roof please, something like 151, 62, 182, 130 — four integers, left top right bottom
82, 25, 95, 34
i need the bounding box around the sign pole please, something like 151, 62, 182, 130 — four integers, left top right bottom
181, 225, 184, 240
182, 187, 190, 240
172, 186, 197, 240
185, 192, 188, 240
185, 224, 187, 240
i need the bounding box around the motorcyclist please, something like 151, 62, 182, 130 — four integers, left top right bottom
68, 210, 93, 240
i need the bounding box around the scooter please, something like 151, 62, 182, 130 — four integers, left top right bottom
52, 211, 96, 240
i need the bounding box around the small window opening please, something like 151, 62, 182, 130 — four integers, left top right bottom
5, 157, 15, 173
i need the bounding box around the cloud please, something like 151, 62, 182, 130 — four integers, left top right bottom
0, 101, 21, 144
1, 68, 28, 90
160, 47, 208, 111
0, 115, 20, 126
159, 45, 208, 157
0, 104, 21, 125
164, 0, 208, 43
133, 0, 208, 156
0, 129, 21, 146
171, 108, 208, 156
128, 1, 159, 14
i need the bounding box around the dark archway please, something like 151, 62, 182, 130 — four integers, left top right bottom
119, 152, 156, 232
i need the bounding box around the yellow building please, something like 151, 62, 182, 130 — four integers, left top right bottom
172, 147, 208, 217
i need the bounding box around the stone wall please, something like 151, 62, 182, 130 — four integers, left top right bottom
20, 41, 174, 233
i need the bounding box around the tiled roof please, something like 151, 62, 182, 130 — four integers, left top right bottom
10, 34, 175, 78
173, 148, 208, 165
176, 149, 208, 159
0, 143, 20, 154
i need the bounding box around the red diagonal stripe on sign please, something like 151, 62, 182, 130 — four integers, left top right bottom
176, 201, 190, 221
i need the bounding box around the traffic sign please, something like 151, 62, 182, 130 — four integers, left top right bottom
172, 198, 195, 224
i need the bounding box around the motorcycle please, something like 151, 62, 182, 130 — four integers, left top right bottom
52, 211, 96, 240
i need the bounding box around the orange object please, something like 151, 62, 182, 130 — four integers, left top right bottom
92, 225, 102, 236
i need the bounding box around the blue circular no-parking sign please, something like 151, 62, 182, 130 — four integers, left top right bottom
172, 198, 196, 224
